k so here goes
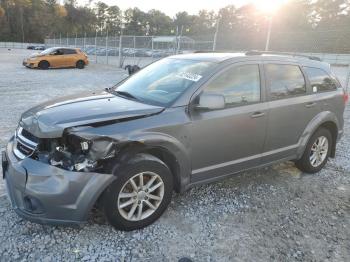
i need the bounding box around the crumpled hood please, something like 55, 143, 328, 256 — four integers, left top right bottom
20, 91, 164, 138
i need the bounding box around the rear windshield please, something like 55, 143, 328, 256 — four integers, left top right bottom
115, 58, 215, 106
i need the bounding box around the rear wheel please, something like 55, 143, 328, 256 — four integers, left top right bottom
76, 60, 85, 69
38, 60, 49, 70
101, 154, 173, 231
295, 128, 332, 173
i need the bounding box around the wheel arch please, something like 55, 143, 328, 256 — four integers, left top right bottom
76, 59, 85, 64
297, 111, 339, 159
113, 141, 188, 193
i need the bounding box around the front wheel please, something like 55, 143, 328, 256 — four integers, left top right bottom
295, 128, 332, 173
38, 60, 49, 70
101, 154, 173, 231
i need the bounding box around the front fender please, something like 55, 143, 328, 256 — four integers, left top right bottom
119, 132, 191, 192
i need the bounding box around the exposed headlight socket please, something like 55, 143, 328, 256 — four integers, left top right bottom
80, 141, 89, 151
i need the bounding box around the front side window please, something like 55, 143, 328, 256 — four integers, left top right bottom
266, 64, 306, 100
203, 64, 261, 106
304, 67, 338, 92
115, 58, 215, 106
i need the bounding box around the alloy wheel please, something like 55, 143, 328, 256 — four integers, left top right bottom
309, 135, 329, 167
117, 172, 164, 221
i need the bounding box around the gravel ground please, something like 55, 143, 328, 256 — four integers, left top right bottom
0, 48, 349, 261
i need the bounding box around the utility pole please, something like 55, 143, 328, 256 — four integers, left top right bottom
176, 25, 183, 54
265, 16, 273, 51
213, 17, 220, 51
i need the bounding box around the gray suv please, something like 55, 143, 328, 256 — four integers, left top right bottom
2, 52, 347, 231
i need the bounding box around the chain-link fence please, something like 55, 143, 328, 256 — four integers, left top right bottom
0, 42, 43, 49
43, 28, 350, 67
44, 35, 214, 68
42, 31, 350, 89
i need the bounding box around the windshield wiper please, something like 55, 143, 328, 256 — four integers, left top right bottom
113, 90, 140, 101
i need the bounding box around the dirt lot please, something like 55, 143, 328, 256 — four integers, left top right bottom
0, 48, 349, 261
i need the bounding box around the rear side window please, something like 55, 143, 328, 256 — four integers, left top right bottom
304, 67, 338, 92
203, 64, 260, 106
62, 49, 77, 55
265, 64, 306, 100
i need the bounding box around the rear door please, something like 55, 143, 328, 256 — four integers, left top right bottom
61, 48, 78, 67
190, 62, 268, 182
262, 62, 320, 163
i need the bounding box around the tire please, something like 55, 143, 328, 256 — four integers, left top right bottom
295, 128, 332, 173
76, 60, 85, 69
38, 60, 49, 70
101, 153, 173, 231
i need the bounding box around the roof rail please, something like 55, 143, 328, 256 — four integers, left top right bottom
193, 50, 223, 53
245, 50, 322, 61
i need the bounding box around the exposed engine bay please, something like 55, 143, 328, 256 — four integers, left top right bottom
29, 127, 118, 173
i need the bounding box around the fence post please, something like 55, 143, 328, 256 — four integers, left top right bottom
151, 36, 154, 59
133, 36, 136, 60
95, 30, 98, 64
115, 32, 118, 58
105, 30, 109, 64
118, 33, 123, 68
83, 32, 86, 50
66, 33, 68, 47
75, 33, 77, 47
60, 33, 62, 46
345, 64, 350, 93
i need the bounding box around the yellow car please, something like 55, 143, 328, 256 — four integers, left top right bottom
23, 47, 89, 69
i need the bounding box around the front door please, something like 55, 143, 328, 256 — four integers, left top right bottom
190, 63, 268, 182
48, 49, 64, 67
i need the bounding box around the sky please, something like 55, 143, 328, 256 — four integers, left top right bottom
76, 0, 249, 16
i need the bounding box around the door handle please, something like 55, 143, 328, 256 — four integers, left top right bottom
251, 112, 265, 118
305, 102, 316, 108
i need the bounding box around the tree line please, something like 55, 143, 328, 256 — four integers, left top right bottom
0, 0, 350, 52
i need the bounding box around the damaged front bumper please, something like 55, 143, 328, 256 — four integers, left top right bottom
2, 137, 116, 225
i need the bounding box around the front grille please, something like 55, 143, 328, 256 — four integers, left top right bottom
21, 128, 39, 143
13, 127, 38, 159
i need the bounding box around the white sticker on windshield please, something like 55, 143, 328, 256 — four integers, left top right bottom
176, 72, 202, 82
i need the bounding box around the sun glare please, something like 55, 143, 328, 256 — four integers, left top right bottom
252, 0, 288, 14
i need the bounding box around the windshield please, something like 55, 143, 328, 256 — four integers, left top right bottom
40, 47, 56, 55
115, 58, 215, 106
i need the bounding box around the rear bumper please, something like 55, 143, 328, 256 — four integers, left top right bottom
2, 138, 115, 225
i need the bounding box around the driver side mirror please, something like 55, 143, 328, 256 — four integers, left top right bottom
195, 93, 225, 110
